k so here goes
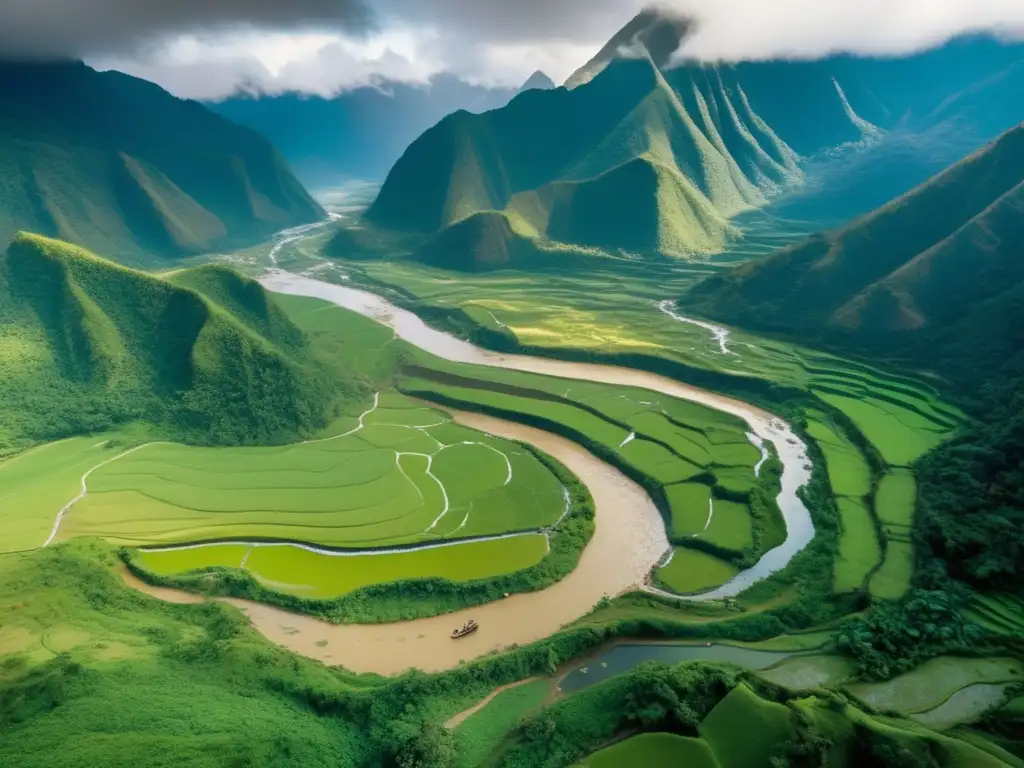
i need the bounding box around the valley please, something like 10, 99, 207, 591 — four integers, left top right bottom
3, 8, 1024, 768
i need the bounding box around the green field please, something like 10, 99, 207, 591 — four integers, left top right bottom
875, 468, 917, 539
454, 680, 549, 768
57, 393, 565, 549
869, 540, 914, 600
834, 498, 882, 594
699, 683, 794, 768
655, 548, 740, 594
580, 732, 720, 768
136, 536, 549, 598
805, 412, 872, 498
398, 360, 772, 592
846, 656, 1024, 714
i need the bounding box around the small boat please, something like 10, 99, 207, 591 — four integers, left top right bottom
451, 619, 479, 639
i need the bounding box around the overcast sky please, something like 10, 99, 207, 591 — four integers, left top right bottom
1, 0, 1023, 99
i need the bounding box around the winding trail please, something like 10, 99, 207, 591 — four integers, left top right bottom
43, 442, 158, 547
444, 677, 542, 729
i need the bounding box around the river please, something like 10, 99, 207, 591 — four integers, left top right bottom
120, 268, 815, 675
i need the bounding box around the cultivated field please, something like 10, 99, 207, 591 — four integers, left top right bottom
61, 393, 566, 549
136, 535, 549, 599
398, 361, 773, 594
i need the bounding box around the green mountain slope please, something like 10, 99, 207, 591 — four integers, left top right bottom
0, 60, 324, 265
364, 53, 801, 263
357, 11, 1024, 270
685, 122, 1024, 381
0, 233, 349, 451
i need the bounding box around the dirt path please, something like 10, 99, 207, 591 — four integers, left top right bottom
444, 677, 542, 729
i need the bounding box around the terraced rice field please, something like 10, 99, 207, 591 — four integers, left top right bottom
834, 498, 882, 594
846, 656, 1024, 715
965, 594, 1024, 637
59, 393, 566, 548
400, 363, 767, 590
136, 536, 549, 598
348, 260, 962, 475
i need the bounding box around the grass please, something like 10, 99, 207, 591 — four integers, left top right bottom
814, 391, 949, 467
579, 732, 720, 768
655, 548, 740, 594
699, 683, 794, 768
137, 536, 549, 599
454, 679, 549, 768
875, 468, 917, 539
0, 433, 139, 553
55, 393, 565, 549
805, 412, 872, 498
834, 498, 882, 594
869, 541, 914, 600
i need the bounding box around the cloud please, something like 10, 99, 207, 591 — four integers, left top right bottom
0, 0, 373, 58
27, 0, 1024, 100
668, 0, 1024, 61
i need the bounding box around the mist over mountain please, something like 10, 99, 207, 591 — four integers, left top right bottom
0, 59, 323, 265
209, 74, 521, 187
356, 11, 1024, 270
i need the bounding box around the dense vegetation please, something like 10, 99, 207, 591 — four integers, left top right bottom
0, 59, 322, 264
916, 379, 1024, 591
0, 234, 360, 453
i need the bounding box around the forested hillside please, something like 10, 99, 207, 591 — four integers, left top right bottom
0, 233, 357, 452
686, 122, 1024, 383
0, 60, 323, 265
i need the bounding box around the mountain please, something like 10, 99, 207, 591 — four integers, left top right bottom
0, 232, 349, 451
209, 74, 519, 187
685, 122, 1024, 382
519, 71, 556, 92
356, 11, 1024, 270
0, 60, 323, 266
564, 8, 692, 89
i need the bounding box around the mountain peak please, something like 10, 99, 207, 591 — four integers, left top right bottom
565, 6, 692, 89
519, 70, 556, 92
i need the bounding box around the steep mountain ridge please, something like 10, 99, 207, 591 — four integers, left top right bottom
365, 54, 804, 261
685, 122, 1024, 381
358, 12, 1024, 269
0, 60, 323, 265
0, 233, 346, 450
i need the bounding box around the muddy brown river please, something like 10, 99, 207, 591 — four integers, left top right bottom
120, 269, 815, 676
